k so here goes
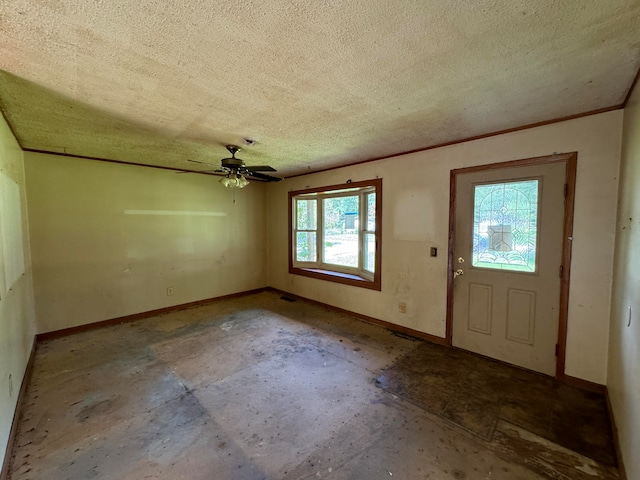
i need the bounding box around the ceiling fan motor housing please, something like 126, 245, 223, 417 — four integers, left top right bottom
186, 144, 281, 182
221, 157, 245, 170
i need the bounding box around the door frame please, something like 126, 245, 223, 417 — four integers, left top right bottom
446, 152, 577, 380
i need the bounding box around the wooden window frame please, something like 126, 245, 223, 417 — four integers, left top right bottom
288, 178, 382, 291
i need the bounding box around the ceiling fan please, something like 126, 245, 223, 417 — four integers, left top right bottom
186, 145, 282, 188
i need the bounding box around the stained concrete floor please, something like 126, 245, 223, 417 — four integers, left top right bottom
8, 291, 619, 479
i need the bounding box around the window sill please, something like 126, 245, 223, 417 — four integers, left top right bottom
290, 267, 381, 291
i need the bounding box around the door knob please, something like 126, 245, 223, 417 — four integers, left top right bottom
454, 269, 464, 278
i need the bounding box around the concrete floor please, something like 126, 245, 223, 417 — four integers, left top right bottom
8, 291, 619, 479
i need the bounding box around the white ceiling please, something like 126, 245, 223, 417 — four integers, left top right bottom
1, 0, 639, 176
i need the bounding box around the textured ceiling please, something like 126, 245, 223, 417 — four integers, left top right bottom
1, 1, 639, 176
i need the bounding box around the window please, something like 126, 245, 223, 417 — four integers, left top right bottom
289, 179, 382, 290
472, 179, 540, 273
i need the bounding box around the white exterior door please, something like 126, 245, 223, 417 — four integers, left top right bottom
451, 160, 567, 376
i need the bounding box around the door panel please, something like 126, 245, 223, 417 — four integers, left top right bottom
452, 161, 566, 376
506, 288, 536, 345
468, 283, 493, 334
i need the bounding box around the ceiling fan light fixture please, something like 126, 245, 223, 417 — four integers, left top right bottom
235, 174, 249, 188
220, 173, 249, 189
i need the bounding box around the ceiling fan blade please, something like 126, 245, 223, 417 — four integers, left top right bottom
245, 165, 277, 172
175, 169, 220, 174
246, 171, 283, 182
188, 159, 218, 167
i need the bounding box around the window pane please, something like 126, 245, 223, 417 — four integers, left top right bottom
296, 232, 317, 262
367, 193, 376, 231
323, 195, 359, 267
472, 180, 539, 272
364, 233, 375, 272
297, 199, 317, 230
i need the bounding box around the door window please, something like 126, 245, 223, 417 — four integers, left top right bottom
472, 179, 540, 273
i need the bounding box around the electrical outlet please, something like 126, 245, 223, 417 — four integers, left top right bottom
430, 247, 437, 257
398, 302, 407, 313
167, 287, 174, 296
8, 374, 13, 397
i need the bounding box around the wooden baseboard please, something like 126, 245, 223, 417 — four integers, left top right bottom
267, 287, 449, 345
561, 374, 607, 394
606, 389, 627, 479
1, 338, 37, 480
37, 287, 269, 341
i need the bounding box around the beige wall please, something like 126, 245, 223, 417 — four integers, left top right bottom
0, 114, 36, 469
0, 99, 631, 471
24, 152, 268, 333
268, 110, 622, 385
609, 81, 640, 478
